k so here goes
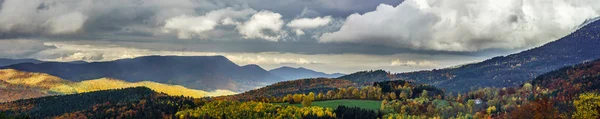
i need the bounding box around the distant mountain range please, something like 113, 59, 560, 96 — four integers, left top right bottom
0, 58, 43, 67
0, 56, 282, 92
392, 19, 600, 93
268, 66, 345, 81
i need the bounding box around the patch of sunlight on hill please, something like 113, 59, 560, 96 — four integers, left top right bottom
0, 69, 77, 93
0, 69, 237, 98
72, 78, 213, 98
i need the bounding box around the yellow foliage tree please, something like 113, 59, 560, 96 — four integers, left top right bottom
573, 93, 600, 119
293, 94, 304, 103
302, 92, 315, 107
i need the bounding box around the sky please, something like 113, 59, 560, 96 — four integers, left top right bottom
0, 0, 599, 74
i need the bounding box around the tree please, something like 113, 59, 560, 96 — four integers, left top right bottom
317, 93, 324, 100
467, 100, 475, 113
573, 93, 600, 119
326, 90, 335, 100
399, 92, 408, 100
302, 92, 315, 107
421, 90, 429, 99
285, 94, 294, 103
293, 94, 304, 103
389, 92, 397, 100
486, 106, 496, 115
522, 83, 533, 91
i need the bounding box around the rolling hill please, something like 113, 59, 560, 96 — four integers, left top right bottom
0, 56, 283, 92
216, 78, 358, 101
0, 69, 234, 102
386, 19, 600, 93
269, 66, 345, 81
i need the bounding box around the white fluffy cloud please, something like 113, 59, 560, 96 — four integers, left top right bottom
237, 11, 286, 41
287, 16, 332, 29
320, 0, 600, 52
163, 8, 257, 39
287, 16, 332, 36
390, 59, 438, 67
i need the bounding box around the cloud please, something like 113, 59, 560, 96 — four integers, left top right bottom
390, 59, 438, 67
44, 12, 88, 34
162, 8, 257, 39
0, 0, 235, 38
0, 39, 54, 58
287, 16, 332, 36
319, 0, 600, 52
0, 0, 88, 35
237, 11, 286, 41
287, 16, 332, 29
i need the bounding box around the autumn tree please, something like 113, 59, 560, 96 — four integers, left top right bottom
573, 93, 600, 119
399, 92, 408, 100
421, 90, 429, 99
293, 94, 304, 103
302, 92, 315, 107
317, 93, 324, 100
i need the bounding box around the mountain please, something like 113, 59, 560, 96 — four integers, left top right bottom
269, 66, 345, 81
0, 58, 42, 67
0, 87, 199, 118
0, 56, 283, 92
0, 69, 234, 102
391, 19, 600, 93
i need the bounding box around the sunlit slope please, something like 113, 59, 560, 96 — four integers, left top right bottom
73, 78, 235, 97
0, 69, 235, 100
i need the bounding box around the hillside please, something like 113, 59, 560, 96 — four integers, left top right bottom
1, 56, 283, 92
532, 59, 600, 101
389, 20, 600, 93
0, 87, 200, 118
338, 70, 393, 84
0, 69, 233, 102
216, 78, 358, 101
269, 66, 345, 81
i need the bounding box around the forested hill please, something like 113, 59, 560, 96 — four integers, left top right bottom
1, 55, 283, 92
337, 70, 393, 84
394, 19, 600, 93
0, 87, 198, 119
215, 78, 357, 101
532, 59, 600, 101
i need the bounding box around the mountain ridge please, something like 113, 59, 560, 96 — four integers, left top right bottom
269, 66, 345, 81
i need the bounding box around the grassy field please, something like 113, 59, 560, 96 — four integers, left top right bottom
274, 99, 381, 111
